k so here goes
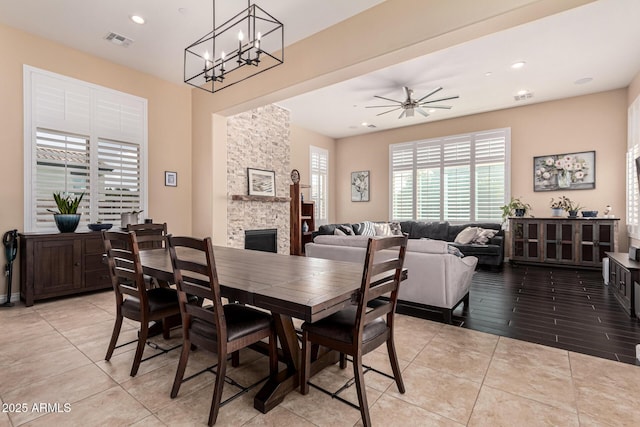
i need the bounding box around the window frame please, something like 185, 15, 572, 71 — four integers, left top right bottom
23, 66, 148, 232
389, 128, 511, 223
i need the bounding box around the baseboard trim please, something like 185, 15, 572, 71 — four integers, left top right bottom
0, 292, 20, 305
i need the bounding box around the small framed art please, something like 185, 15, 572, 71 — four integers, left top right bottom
165, 171, 177, 187
351, 170, 370, 202
247, 168, 276, 197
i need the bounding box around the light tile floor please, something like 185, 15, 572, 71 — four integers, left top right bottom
1, 291, 640, 426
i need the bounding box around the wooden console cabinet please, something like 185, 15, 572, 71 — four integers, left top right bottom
606, 252, 638, 317
510, 217, 619, 268
290, 182, 315, 255
19, 231, 112, 306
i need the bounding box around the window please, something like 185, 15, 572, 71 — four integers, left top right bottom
390, 128, 510, 223
310, 146, 328, 225
24, 66, 147, 231
627, 96, 640, 237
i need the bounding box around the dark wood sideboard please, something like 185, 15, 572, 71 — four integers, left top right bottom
605, 252, 638, 317
509, 217, 619, 269
19, 231, 112, 306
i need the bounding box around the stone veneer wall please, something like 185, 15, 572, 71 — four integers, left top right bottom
226, 104, 290, 254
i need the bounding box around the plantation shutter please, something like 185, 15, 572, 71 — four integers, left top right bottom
390, 128, 509, 223
310, 146, 328, 224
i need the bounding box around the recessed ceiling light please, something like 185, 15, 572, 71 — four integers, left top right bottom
485, 72, 492, 77
130, 15, 145, 25
517, 89, 528, 96
178, 7, 188, 14
361, 122, 368, 127
511, 61, 526, 69
428, 109, 436, 114
574, 77, 593, 85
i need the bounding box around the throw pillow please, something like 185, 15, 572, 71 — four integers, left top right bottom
447, 245, 464, 257
374, 222, 393, 236
358, 221, 376, 236
471, 227, 498, 245
454, 226, 479, 244
389, 222, 403, 235
334, 228, 346, 236
337, 224, 355, 235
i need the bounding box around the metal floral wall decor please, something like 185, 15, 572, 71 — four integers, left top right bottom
533, 150, 595, 191
351, 170, 370, 202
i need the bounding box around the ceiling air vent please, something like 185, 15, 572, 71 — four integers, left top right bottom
104, 32, 134, 47
514, 92, 534, 101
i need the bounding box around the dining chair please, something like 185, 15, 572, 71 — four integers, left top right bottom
127, 222, 169, 288
102, 230, 182, 377
299, 234, 408, 427
167, 235, 278, 426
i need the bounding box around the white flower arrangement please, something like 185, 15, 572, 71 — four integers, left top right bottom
534, 154, 589, 188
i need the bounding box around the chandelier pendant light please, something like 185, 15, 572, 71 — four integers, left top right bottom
184, 0, 284, 93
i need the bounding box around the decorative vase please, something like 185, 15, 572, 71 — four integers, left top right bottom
514, 208, 526, 217
558, 171, 571, 188
551, 208, 564, 217
302, 221, 309, 233
568, 210, 578, 218
54, 214, 81, 233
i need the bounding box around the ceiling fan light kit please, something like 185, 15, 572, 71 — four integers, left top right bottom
366, 86, 459, 119
184, 0, 284, 94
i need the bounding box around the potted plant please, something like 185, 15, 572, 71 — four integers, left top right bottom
48, 192, 84, 232
500, 197, 532, 221
549, 198, 565, 217
550, 196, 584, 217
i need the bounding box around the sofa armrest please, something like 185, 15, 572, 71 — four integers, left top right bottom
489, 234, 505, 260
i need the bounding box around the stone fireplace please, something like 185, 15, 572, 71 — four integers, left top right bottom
226, 104, 290, 254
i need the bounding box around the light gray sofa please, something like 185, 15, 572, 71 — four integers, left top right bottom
305, 235, 478, 323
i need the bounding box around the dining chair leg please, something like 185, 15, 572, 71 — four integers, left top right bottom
162, 318, 171, 339
171, 339, 191, 398
208, 351, 227, 426
231, 350, 240, 367
105, 314, 123, 361
130, 324, 148, 377
386, 337, 405, 393
300, 331, 311, 395
352, 352, 371, 427
339, 353, 347, 369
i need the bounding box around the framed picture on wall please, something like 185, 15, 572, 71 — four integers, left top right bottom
351, 170, 370, 202
533, 151, 595, 191
165, 171, 177, 187
247, 168, 276, 197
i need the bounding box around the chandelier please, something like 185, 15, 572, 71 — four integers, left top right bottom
184, 0, 284, 93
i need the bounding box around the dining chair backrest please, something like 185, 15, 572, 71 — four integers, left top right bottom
127, 222, 167, 250
102, 230, 147, 310
354, 234, 408, 344
167, 235, 227, 347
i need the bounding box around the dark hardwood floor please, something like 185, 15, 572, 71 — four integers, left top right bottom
450, 263, 640, 365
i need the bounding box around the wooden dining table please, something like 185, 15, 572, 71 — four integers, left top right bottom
138, 245, 380, 413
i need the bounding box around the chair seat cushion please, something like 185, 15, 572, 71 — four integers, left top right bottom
190, 303, 272, 342
122, 287, 180, 316
301, 306, 387, 344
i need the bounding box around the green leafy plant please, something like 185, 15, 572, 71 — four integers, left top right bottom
500, 197, 532, 221
550, 196, 583, 212
48, 192, 84, 214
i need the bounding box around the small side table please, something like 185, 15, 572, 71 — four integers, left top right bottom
606, 252, 638, 317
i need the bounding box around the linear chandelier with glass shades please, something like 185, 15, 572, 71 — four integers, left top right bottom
184, 0, 284, 93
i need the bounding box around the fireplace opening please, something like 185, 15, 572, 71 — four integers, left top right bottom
245, 229, 277, 253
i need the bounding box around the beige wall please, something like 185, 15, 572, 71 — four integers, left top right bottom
0, 24, 192, 297
290, 125, 337, 223
334, 90, 629, 250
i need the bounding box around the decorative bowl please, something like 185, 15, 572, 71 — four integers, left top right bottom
88, 223, 113, 231
581, 211, 598, 218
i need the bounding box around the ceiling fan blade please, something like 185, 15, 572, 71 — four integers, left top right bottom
417, 86, 443, 103
419, 105, 452, 110
366, 104, 402, 108
376, 107, 402, 116
374, 95, 403, 104
416, 108, 429, 117
421, 95, 460, 104
398, 110, 406, 119
403, 86, 412, 101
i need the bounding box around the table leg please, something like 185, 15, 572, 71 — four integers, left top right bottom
253, 313, 340, 413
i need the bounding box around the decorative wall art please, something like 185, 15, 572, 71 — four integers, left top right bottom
247, 168, 276, 197
533, 151, 595, 192
165, 171, 177, 187
351, 170, 370, 202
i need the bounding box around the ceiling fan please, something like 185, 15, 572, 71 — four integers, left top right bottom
366, 86, 459, 119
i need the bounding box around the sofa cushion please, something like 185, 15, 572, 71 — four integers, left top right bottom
454, 227, 479, 244
357, 221, 376, 236
399, 221, 415, 236
335, 224, 355, 235
313, 235, 371, 248
409, 221, 449, 240
447, 223, 501, 242
472, 228, 498, 244
406, 239, 449, 254
389, 222, 403, 235
374, 222, 393, 236
449, 242, 501, 256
